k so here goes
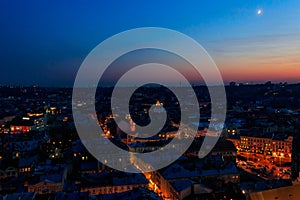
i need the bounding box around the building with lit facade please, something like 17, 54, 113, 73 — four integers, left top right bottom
10, 117, 34, 134
28, 174, 63, 194
146, 160, 239, 200
239, 135, 293, 159
9, 115, 45, 134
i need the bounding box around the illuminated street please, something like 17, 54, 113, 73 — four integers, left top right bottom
237, 151, 292, 180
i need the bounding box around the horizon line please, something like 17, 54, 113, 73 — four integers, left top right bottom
0, 81, 299, 89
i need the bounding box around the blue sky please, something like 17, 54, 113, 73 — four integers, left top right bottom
1, 0, 300, 86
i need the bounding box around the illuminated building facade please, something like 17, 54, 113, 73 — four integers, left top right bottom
239, 135, 293, 158
9, 115, 45, 134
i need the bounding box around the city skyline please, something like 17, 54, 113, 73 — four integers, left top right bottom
1, 2, 300, 199
0, 1, 299, 86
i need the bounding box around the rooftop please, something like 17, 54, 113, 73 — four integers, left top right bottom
170, 180, 193, 192
249, 184, 300, 200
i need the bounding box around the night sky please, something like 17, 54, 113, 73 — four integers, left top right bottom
1, 0, 300, 86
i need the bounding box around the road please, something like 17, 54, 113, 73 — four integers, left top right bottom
237, 152, 291, 180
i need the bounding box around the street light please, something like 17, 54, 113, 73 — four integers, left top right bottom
280, 153, 284, 167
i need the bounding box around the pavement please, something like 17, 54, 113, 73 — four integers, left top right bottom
237, 151, 291, 180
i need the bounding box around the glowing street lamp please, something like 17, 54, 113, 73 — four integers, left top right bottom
280, 153, 284, 167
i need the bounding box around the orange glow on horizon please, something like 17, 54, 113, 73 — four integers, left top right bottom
217, 61, 300, 83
